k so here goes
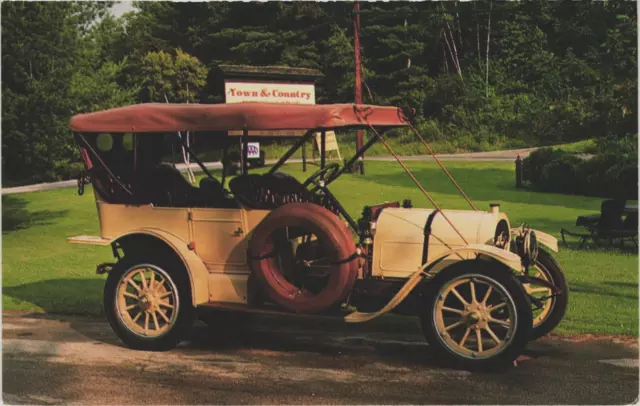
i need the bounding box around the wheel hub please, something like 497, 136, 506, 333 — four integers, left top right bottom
137, 291, 162, 312
468, 311, 480, 323
138, 296, 150, 310
465, 304, 489, 328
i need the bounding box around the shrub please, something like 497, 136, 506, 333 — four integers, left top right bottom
580, 153, 638, 199
538, 154, 583, 193
54, 162, 86, 182
523, 144, 638, 199
595, 133, 638, 155
523, 147, 568, 184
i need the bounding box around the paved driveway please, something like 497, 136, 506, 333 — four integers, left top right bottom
3, 312, 637, 404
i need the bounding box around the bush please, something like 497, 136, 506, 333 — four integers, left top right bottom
580, 153, 638, 199
538, 154, 583, 193
54, 162, 86, 182
522, 147, 568, 184
595, 133, 638, 155
523, 145, 638, 199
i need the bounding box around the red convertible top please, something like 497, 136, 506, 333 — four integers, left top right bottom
69, 103, 408, 134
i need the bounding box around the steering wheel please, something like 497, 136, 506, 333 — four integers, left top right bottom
302, 163, 341, 191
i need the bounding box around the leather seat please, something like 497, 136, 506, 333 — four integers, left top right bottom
138, 164, 198, 207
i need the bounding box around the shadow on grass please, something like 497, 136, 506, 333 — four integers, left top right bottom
355, 166, 602, 212
2, 195, 69, 234
554, 235, 639, 255
522, 216, 638, 254
4, 278, 104, 315
569, 281, 639, 301
603, 282, 638, 288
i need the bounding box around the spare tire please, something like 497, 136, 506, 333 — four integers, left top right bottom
248, 202, 358, 313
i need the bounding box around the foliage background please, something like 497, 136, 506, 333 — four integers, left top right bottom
1, 1, 637, 185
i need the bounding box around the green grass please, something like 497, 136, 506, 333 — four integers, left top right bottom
208, 130, 517, 164
550, 139, 598, 154
204, 135, 598, 164
3, 161, 637, 336
259, 135, 460, 161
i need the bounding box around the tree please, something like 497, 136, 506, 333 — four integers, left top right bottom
137, 49, 208, 103
1, 2, 136, 183
70, 58, 138, 113
2, 2, 83, 183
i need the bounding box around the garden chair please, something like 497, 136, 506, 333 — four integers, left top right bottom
561, 199, 638, 248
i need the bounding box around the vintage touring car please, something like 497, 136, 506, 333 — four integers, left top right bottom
68, 103, 568, 369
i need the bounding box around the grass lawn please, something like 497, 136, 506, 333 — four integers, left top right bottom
3, 160, 637, 336
551, 139, 598, 154
224, 136, 598, 163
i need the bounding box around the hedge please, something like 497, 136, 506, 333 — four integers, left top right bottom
523, 147, 638, 200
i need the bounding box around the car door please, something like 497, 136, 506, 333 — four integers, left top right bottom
189, 208, 249, 273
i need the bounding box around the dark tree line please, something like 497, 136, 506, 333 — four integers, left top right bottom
2, 1, 637, 184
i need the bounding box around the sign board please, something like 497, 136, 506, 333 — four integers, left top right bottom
225, 80, 314, 137
312, 131, 342, 161
244, 142, 260, 159
225, 81, 315, 105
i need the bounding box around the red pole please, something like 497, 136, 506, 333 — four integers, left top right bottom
353, 0, 364, 173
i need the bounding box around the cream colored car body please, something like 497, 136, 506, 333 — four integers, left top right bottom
70, 198, 269, 306
70, 195, 557, 318
372, 207, 514, 279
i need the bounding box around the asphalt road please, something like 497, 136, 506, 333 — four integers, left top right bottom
3, 311, 638, 405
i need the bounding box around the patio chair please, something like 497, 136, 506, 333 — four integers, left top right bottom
561, 199, 638, 248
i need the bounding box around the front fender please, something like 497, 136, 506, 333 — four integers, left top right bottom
111, 228, 209, 306
344, 244, 522, 323
532, 229, 559, 252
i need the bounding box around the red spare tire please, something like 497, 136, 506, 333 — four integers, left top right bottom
248, 203, 358, 313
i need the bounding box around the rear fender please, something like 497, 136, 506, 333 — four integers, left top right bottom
111, 228, 209, 306
344, 244, 522, 323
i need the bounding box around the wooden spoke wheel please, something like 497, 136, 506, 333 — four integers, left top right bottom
524, 266, 553, 327
524, 249, 569, 340
104, 255, 194, 351
433, 275, 517, 359
115, 265, 179, 338
421, 261, 532, 370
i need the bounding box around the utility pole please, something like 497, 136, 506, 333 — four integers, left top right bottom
353, 0, 364, 174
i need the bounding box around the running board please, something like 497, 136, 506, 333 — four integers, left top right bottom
199, 302, 348, 319
68, 235, 112, 246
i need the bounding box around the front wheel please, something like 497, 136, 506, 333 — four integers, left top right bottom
420, 261, 532, 370
104, 256, 195, 351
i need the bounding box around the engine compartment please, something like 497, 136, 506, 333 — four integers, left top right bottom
369, 207, 511, 279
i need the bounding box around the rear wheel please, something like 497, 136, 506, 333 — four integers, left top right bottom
104, 255, 194, 351
421, 261, 532, 370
